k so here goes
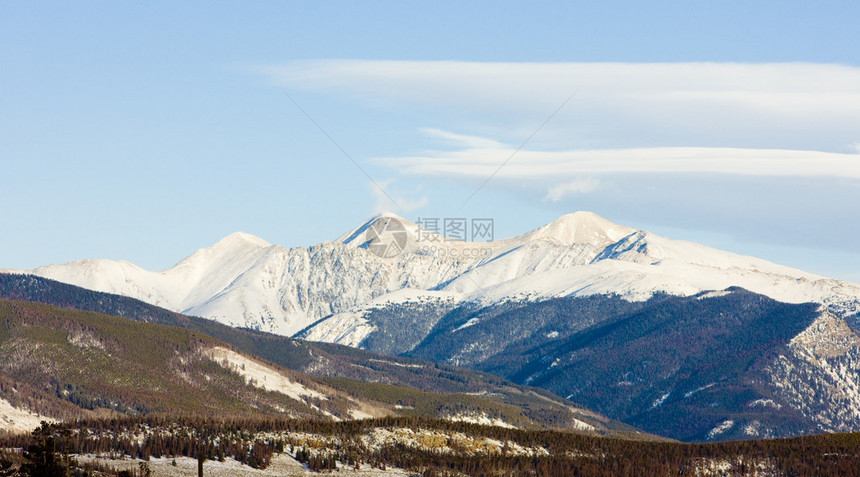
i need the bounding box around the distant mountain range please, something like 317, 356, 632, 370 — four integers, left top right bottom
4, 211, 860, 441
8, 211, 859, 337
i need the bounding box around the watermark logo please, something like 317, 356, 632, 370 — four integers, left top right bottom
413, 216, 495, 258
415, 217, 495, 242
471, 218, 494, 242
365, 216, 496, 259
364, 217, 409, 258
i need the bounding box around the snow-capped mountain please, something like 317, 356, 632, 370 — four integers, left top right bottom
306, 211, 860, 345
7, 211, 860, 337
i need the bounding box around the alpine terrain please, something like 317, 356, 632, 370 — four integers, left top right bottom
11, 211, 859, 336
7, 211, 860, 440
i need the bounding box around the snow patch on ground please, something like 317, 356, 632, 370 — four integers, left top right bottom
368, 358, 424, 368
205, 347, 326, 402
697, 290, 731, 300
0, 397, 52, 433
362, 427, 547, 457
445, 412, 515, 429
300, 289, 459, 345
570, 418, 596, 432
68, 329, 104, 349
363, 288, 460, 306
744, 420, 764, 437
707, 420, 735, 439
453, 317, 481, 332
348, 409, 374, 420
748, 399, 782, 410
684, 383, 716, 398
651, 392, 671, 408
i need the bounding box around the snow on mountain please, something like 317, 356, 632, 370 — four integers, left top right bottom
299, 289, 460, 346
515, 211, 635, 247
765, 310, 860, 433
0, 396, 54, 433
7, 212, 860, 337
22, 232, 272, 312
452, 231, 848, 308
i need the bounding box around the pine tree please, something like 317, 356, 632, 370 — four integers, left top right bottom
20, 423, 69, 477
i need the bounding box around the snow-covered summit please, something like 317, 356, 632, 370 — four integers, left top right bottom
9, 211, 860, 336
514, 211, 635, 247
338, 211, 450, 250
338, 211, 396, 245
214, 231, 272, 249
171, 231, 270, 270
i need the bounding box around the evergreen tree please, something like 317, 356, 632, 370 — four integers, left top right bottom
20, 423, 69, 477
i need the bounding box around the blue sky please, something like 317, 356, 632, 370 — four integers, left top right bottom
2, 1, 859, 282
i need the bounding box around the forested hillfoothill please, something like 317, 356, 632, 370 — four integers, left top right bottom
2, 417, 860, 476
0, 278, 630, 435
402, 290, 860, 441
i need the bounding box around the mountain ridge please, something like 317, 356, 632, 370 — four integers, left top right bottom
5, 211, 859, 337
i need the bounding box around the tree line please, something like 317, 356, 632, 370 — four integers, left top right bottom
1, 416, 859, 476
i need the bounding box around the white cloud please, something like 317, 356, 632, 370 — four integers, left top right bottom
544, 179, 601, 202
373, 138, 860, 180
260, 60, 860, 108
260, 60, 860, 152
370, 130, 860, 203
419, 128, 504, 149
262, 60, 860, 198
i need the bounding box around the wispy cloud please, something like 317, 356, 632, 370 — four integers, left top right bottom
372, 133, 860, 202
374, 137, 860, 179
419, 128, 505, 149
369, 179, 427, 214
261, 59, 860, 188
259, 60, 860, 152
544, 179, 601, 202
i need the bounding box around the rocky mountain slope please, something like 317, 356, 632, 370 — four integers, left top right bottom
403, 290, 860, 441
294, 282, 860, 441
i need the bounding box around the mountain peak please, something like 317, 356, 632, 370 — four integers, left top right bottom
337, 211, 419, 246
214, 232, 271, 249
165, 231, 273, 290
375, 210, 406, 220
521, 211, 635, 246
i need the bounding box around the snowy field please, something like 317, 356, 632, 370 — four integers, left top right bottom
0, 397, 52, 433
